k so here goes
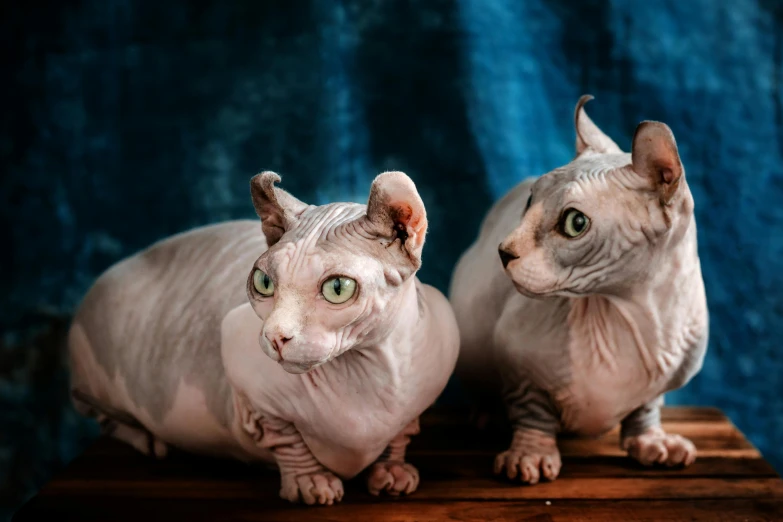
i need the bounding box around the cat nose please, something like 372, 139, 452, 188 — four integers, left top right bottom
265, 332, 293, 355
498, 246, 519, 268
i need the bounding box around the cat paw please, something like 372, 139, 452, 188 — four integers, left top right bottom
494, 445, 562, 484
367, 460, 420, 496
622, 428, 696, 467
279, 471, 344, 505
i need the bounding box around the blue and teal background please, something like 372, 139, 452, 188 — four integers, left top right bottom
2, 0, 782, 517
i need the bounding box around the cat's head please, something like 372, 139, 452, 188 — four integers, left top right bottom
498, 95, 695, 298
246, 171, 427, 373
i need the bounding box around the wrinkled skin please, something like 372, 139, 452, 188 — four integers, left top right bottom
69, 171, 459, 505
450, 96, 708, 484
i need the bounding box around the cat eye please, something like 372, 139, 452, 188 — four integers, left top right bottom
560, 209, 590, 238
525, 194, 533, 212
252, 269, 275, 297
322, 276, 357, 304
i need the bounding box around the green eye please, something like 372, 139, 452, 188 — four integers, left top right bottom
253, 269, 275, 297
561, 209, 590, 238
321, 277, 357, 304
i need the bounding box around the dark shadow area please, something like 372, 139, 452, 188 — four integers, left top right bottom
0, 312, 91, 520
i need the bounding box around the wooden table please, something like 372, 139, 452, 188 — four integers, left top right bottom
13, 407, 783, 521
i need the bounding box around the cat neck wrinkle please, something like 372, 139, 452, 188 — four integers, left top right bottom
326, 279, 420, 386
311, 279, 420, 416
568, 227, 702, 381
569, 294, 664, 380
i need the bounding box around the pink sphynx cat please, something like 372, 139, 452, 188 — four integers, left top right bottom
450, 96, 709, 484
69, 171, 459, 505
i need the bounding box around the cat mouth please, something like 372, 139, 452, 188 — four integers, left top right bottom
258, 332, 332, 373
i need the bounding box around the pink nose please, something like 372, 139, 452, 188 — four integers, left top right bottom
265, 332, 293, 355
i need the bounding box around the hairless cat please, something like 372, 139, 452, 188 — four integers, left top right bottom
69, 171, 459, 504
450, 96, 708, 484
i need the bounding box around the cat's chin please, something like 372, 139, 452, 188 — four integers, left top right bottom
279, 359, 325, 374
514, 283, 585, 300
512, 282, 553, 299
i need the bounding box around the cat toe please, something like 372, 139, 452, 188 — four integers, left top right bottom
624, 429, 697, 468
367, 461, 420, 496
494, 449, 561, 484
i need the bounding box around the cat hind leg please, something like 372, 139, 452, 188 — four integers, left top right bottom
71, 389, 168, 459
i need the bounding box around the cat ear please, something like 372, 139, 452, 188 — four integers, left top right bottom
249, 172, 309, 245
574, 95, 623, 155
365, 171, 428, 270
631, 121, 683, 205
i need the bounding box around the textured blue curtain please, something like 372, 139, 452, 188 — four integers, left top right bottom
2, 0, 782, 515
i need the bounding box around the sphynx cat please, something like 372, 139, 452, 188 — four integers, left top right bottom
450, 96, 709, 484
69, 171, 459, 504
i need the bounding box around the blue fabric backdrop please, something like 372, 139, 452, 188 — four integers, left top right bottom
2, 0, 782, 516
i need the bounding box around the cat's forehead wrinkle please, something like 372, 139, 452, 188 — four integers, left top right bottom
575, 152, 631, 169
276, 203, 364, 249
296, 203, 367, 240
267, 240, 370, 286
265, 241, 316, 281
262, 203, 366, 278
532, 153, 635, 207
565, 154, 630, 184
314, 209, 411, 277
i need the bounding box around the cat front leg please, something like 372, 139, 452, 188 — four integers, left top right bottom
621, 396, 696, 467
366, 417, 421, 496
265, 418, 344, 505
495, 380, 562, 484
244, 410, 344, 505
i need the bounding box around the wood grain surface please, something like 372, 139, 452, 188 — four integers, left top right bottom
13, 407, 783, 521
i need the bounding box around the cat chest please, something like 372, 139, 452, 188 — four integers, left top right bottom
554, 375, 650, 436
299, 388, 415, 477
553, 347, 672, 436
509, 336, 661, 436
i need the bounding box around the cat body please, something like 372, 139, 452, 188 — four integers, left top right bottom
69, 172, 459, 504
450, 97, 708, 483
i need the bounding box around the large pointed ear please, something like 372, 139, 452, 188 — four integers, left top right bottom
365, 171, 428, 271
574, 95, 623, 155
631, 121, 683, 205
249, 172, 309, 245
